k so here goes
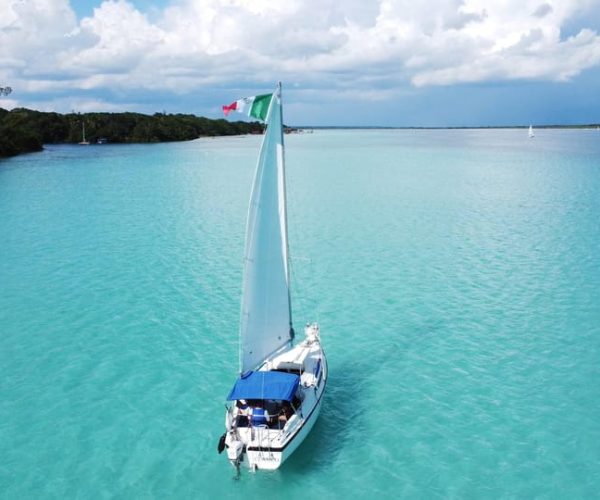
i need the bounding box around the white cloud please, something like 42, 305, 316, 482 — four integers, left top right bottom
1, 0, 600, 112
0, 0, 77, 73
62, 1, 163, 74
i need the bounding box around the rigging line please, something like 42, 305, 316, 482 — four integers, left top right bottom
284, 166, 307, 322
288, 252, 304, 321
288, 188, 322, 326
284, 144, 322, 327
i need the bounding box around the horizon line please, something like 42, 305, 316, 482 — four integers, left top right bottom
291, 124, 600, 130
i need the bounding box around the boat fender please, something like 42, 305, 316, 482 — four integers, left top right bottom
217, 433, 227, 454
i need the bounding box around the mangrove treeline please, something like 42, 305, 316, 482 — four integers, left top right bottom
0, 107, 265, 158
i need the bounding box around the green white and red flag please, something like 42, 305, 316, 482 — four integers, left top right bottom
222, 93, 273, 121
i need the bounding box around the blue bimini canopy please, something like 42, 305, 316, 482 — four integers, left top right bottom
227, 371, 300, 402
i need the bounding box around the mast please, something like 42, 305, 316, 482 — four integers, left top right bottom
277, 82, 295, 340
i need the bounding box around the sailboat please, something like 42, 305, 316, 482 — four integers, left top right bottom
79, 122, 90, 145
217, 83, 327, 471
528, 125, 535, 138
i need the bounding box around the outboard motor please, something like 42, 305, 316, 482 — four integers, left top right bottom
227, 437, 244, 463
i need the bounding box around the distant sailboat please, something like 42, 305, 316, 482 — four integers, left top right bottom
528, 125, 535, 138
79, 122, 90, 145
217, 83, 327, 471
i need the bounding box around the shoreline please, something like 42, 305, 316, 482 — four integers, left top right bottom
3, 122, 599, 161
0, 107, 264, 159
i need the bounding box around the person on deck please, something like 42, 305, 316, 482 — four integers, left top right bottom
250, 402, 270, 426
277, 401, 292, 429
236, 399, 250, 426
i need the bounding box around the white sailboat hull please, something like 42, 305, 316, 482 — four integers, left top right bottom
224, 326, 327, 470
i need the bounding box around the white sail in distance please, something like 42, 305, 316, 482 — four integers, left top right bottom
239, 86, 292, 375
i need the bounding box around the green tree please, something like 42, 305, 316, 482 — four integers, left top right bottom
1, 107, 266, 158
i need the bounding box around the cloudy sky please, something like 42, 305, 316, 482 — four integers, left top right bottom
1, 0, 600, 126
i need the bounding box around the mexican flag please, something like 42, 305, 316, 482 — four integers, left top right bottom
222, 93, 273, 121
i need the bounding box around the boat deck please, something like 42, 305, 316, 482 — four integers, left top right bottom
230, 338, 326, 452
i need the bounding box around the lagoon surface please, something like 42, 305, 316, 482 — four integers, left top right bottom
1, 129, 600, 498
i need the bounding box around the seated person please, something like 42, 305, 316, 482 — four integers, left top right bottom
235, 399, 250, 426
250, 403, 270, 426
268, 401, 292, 429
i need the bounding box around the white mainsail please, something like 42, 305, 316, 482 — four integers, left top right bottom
528, 125, 535, 138
239, 86, 292, 375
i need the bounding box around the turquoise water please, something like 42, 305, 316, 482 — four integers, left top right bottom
1, 129, 599, 498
